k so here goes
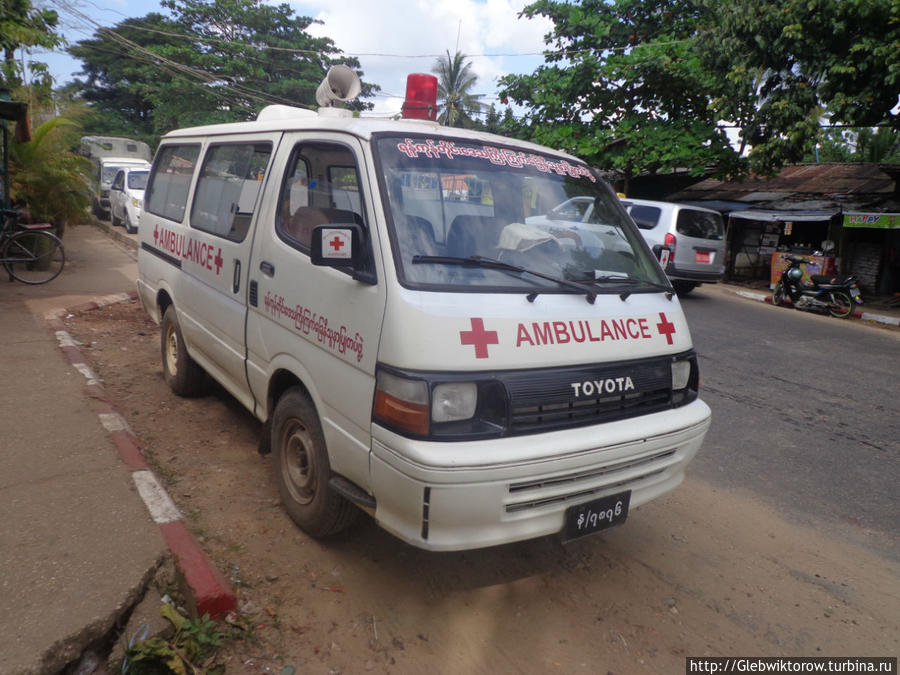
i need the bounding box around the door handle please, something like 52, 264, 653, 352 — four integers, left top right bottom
233, 259, 241, 293
260, 260, 275, 277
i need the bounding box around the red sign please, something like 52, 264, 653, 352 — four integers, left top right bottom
656, 312, 676, 345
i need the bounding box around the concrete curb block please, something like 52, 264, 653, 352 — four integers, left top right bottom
731, 288, 899, 326
47, 293, 236, 618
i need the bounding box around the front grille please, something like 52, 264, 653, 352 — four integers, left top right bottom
500, 355, 677, 435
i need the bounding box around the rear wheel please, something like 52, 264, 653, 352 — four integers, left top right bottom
827, 291, 853, 319
772, 281, 788, 307
160, 306, 206, 396
272, 387, 357, 538
2, 230, 65, 284
672, 280, 697, 296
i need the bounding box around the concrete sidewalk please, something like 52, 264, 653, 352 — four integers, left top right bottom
0, 225, 165, 674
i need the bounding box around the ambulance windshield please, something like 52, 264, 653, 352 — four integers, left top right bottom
376, 134, 669, 294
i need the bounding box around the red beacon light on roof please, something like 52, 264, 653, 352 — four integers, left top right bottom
401, 73, 438, 121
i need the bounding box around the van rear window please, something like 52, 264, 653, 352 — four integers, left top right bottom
145, 144, 201, 223
676, 209, 724, 240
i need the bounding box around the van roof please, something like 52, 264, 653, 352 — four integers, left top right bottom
161, 106, 581, 163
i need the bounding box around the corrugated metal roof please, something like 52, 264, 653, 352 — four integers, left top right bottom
670, 163, 896, 200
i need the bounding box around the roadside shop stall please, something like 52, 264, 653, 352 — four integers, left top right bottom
724, 208, 839, 285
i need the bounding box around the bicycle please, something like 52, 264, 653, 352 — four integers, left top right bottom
0, 208, 66, 284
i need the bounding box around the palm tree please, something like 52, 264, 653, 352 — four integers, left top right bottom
432, 50, 483, 128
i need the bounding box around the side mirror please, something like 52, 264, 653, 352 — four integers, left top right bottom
653, 245, 672, 267
310, 224, 373, 283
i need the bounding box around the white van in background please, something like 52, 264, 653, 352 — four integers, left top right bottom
622, 199, 727, 296
79, 136, 152, 219
136, 68, 710, 551
109, 166, 149, 234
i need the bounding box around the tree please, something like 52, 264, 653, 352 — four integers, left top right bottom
68, 0, 378, 143
695, 0, 900, 171
0, 0, 62, 89
499, 0, 900, 187
432, 50, 483, 128
499, 0, 742, 193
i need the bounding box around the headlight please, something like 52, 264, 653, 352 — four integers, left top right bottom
373, 366, 508, 439
432, 382, 477, 422
132, 198, 142, 209
671, 359, 691, 390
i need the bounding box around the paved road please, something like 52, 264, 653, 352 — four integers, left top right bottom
681, 285, 900, 561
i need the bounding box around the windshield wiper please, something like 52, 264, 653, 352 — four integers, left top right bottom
591, 275, 675, 301
412, 254, 598, 304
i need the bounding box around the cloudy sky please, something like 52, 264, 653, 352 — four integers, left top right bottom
37, 0, 555, 117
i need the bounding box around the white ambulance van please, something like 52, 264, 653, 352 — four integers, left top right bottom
137, 68, 710, 551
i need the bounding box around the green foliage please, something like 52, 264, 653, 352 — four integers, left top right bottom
124, 606, 225, 675
500, 0, 900, 183
499, 0, 744, 189
8, 112, 91, 228
0, 0, 62, 88
67, 0, 379, 143
432, 50, 484, 128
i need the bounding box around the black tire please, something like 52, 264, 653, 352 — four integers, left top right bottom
827, 291, 853, 319
772, 281, 788, 307
672, 280, 697, 296
272, 387, 357, 538
2, 230, 65, 284
111, 212, 121, 227
125, 215, 137, 234
160, 306, 206, 396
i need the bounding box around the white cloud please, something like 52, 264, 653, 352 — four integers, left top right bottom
294, 0, 552, 115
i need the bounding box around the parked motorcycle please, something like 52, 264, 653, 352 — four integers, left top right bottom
772, 255, 863, 319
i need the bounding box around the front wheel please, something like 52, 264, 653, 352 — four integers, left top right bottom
2, 230, 65, 284
160, 306, 206, 396
272, 387, 357, 538
772, 281, 788, 307
827, 291, 853, 319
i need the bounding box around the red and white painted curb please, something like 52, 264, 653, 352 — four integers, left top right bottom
45, 291, 236, 618
734, 289, 900, 326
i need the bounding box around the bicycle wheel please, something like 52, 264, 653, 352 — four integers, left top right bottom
2, 230, 65, 284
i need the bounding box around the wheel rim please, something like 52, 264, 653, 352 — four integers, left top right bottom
164, 323, 179, 376
830, 292, 852, 318
281, 419, 317, 506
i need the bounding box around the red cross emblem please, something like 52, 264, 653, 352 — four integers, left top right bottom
460, 318, 499, 359
213, 248, 224, 274
329, 236, 345, 252
656, 312, 677, 344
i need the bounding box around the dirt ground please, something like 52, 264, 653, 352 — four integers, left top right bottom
64, 300, 899, 674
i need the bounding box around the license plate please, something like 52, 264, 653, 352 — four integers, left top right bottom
563, 491, 631, 541
695, 251, 712, 263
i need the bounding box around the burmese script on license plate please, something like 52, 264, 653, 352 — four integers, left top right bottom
563, 491, 631, 541
696, 251, 712, 263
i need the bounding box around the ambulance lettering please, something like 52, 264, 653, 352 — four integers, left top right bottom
516, 317, 660, 347
153, 225, 223, 274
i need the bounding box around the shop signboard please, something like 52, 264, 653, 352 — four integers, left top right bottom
843, 212, 900, 229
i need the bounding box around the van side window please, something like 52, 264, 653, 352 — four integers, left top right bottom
276, 142, 366, 251
145, 144, 201, 223
190, 142, 272, 242
630, 205, 662, 230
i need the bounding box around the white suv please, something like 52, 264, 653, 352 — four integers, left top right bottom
109, 167, 149, 234
622, 198, 726, 296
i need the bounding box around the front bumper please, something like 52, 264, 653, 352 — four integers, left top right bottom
369, 399, 710, 551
